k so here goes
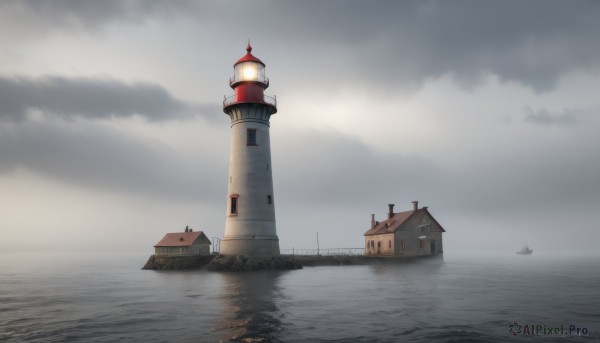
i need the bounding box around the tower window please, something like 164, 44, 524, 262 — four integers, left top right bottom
229, 193, 239, 215
247, 129, 257, 146
267, 195, 272, 204
231, 198, 237, 214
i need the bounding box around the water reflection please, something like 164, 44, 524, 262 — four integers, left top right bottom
367, 256, 444, 275
214, 271, 286, 342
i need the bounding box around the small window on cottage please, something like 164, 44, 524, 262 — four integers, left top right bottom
266, 162, 269, 171
267, 195, 272, 204
388, 240, 392, 249
419, 240, 425, 249
247, 129, 257, 146
400, 239, 406, 251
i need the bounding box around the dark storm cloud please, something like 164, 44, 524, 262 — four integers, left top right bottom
523, 107, 580, 126
0, 76, 215, 122
0, 0, 196, 33
230, 1, 600, 92
0, 120, 226, 201
7, 1, 600, 91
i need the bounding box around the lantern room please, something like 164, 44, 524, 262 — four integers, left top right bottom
231, 44, 269, 87
224, 43, 276, 114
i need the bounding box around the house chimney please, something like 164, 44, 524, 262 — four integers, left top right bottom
371, 214, 375, 229
412, 201, 418, 211
388, 204, 395, 219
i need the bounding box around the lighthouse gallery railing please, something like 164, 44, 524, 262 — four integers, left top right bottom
223, 94, 277, 108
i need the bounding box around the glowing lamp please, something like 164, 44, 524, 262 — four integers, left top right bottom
235, 61, 264, 82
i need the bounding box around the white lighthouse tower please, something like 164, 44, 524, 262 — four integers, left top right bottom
220, 44, 280, 257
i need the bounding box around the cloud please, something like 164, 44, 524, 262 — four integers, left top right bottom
4, 1, 600, 92
253, 1, 600, 92
0, 0, 196, 35
523, 107, 580, 126
0, 120, 227, 201
0, 75, 215, 122
273, 129, 443, 209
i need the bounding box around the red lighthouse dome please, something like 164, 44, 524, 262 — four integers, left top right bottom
234, 44, 265, 67
224, 44, 276, 114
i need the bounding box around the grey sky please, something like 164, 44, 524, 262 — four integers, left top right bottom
1, 0, 599, 255
0, 76, 199, 121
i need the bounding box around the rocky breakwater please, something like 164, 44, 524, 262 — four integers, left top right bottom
207, 255, 303, 272
142, 254, 216, 270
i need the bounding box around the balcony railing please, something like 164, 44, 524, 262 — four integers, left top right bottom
223, 94, 277, 108
230, 75, 269, 87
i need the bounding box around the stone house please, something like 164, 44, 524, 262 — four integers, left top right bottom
364, 201, 445, 257
154, 228, 212, 256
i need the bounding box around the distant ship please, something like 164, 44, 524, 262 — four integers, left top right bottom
516, 243, 533, 255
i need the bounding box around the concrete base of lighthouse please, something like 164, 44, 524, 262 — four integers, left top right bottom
220, 235, 280, 257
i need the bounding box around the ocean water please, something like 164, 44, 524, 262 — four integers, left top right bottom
0, 253, 598, 342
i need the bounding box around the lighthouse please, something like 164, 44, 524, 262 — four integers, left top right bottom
220, 44, 280, 257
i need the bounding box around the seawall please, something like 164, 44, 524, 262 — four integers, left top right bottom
142, 254, 216, 270
142, 254, 441, 271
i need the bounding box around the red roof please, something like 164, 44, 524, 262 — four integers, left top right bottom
364, 208, 446, 236
234, 43, 265, 66
364, 210, 414, 236
154, 231, 211, 247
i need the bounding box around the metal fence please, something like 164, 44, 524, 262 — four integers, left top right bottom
280, 248, 365, 256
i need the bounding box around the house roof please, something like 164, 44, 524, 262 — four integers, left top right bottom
364, 208, 446, 236
364, 210, 414, 236
154, 231, 211, 247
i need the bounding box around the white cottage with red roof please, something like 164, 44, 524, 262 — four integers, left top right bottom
154, 228, 212, 256
364, 201, 445, 257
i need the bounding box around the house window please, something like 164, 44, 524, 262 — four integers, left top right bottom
247, 129, 257, 146
388, 240, 392, 249
400, 239, 406, 251
230, 193, 239, 215
419, 240, 425, 249
267, 195, 272, 204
